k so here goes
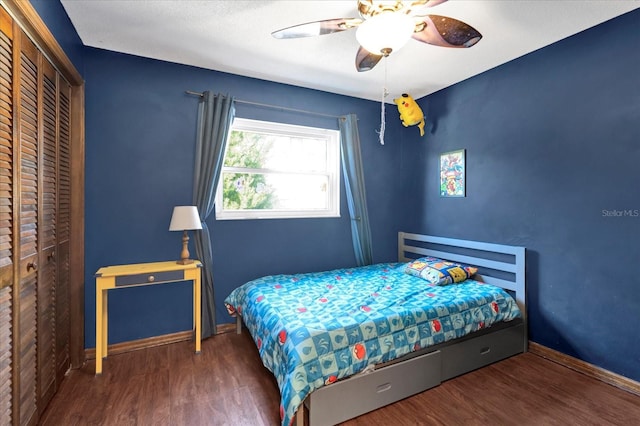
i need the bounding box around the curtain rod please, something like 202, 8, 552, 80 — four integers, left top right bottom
185, 90, 342, 120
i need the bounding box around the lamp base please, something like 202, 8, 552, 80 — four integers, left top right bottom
176, 230, 195, 265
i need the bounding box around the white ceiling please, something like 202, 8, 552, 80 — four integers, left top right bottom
61, 0, 639, 102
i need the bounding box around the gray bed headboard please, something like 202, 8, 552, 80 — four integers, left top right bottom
398, 232, 527, 328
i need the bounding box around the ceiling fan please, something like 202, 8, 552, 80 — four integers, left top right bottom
272, 0, 482, 72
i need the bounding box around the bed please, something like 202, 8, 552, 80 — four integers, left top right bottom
224, 232, 526, 426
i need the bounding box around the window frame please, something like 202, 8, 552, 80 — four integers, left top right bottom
215, 117, 341, 220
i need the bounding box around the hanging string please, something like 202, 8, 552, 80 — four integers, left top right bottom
376, 56, 389, 145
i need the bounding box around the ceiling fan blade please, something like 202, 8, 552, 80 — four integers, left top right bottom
272, 18, 362, 39
355, 46, 383, 72
412, 15, 482, 48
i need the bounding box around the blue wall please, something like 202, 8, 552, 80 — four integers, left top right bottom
82, 48, 409, 348
35, 0, 639, 383
404, 9, 640, 381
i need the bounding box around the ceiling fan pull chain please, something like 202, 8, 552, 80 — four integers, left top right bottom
378, 57, 389, 145
378, 87, 386, 145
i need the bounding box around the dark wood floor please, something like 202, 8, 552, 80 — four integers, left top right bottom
40, 331, 640, 426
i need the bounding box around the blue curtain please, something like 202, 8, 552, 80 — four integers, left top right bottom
192, 92, 235, 338
339, 114, 373, 266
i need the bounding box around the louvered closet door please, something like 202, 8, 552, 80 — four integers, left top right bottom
0, 7, 13, 426
56, 78, 70, 383
17, 30, 39, 426
37, 58, 57, 411
0, 2, 82, 424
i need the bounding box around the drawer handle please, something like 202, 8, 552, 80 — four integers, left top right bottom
27, 262, 37, 272
377, 382, 391, 393
148, 275, 155, 282
480, 347, 491, 355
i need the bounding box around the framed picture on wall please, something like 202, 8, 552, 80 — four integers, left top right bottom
440, 149, 466, 197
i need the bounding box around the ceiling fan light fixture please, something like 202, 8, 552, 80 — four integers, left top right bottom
355, 12, 415, 55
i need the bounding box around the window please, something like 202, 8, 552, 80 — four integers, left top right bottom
215, 118, 341, 220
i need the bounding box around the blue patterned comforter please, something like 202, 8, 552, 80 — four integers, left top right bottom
224, 262, 521, 426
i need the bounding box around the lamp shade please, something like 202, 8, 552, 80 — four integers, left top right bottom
169, 206, 202, 231
356, 12, 415, 55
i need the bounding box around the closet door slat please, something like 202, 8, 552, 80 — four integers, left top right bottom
56, 79, 70, 384
37, 59, 57, 410
0, 7, 13, 425
17, 30, 38, 426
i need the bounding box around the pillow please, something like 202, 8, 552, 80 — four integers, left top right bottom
405, 256, 478, 285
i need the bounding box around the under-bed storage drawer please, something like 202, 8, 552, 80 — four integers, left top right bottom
441, 322, 524, 381
307, 350, 442, 426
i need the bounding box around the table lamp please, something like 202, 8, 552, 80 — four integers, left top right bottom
169, 206, 202, 264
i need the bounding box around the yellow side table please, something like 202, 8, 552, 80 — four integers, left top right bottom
95, 260, 202, 375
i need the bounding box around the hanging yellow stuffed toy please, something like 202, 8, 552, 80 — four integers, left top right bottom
394, 93, 425, 137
